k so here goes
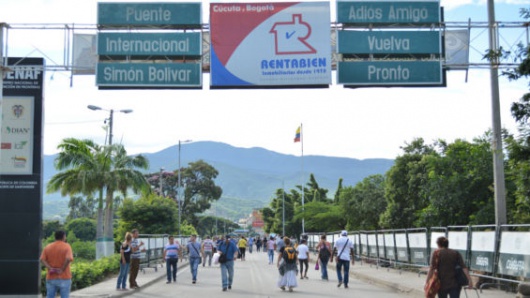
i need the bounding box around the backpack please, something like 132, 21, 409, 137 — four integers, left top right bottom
283, 246, 297, 264
319, 243, 331, 260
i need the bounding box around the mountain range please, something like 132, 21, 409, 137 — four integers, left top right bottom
43, 141, 394, 220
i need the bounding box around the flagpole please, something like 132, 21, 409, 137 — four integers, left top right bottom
300, 123, 305, 234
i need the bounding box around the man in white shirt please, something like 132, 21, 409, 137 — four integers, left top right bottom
333, 230, 354, 288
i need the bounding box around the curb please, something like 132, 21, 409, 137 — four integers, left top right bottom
309, 258, 424, 298
71, 262, 189, 298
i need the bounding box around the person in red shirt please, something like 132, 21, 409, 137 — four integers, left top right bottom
40, 230, 74, 298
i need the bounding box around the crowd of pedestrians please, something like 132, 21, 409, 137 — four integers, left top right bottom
40, 227, 365, 297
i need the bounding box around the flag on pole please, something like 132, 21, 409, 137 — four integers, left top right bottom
294, 126, 301, 142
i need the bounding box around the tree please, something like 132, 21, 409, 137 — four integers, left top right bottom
42, 220, 64, 239
339, 174, 386, 230
181, 160, 223, 227
418, 138, 495, 226
380, 138, 435, 229
196, 215, 239, 237
67, 195, 96, 221
65, 218, 97, 241
47, 138, 150, 257
118, 194, 179, 235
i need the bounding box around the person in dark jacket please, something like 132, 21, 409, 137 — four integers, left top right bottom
425, 236, 473, 298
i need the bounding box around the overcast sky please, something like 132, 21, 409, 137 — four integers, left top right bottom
1, 0, 529, 160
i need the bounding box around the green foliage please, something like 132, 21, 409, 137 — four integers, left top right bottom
145, 160, 223, 228
293, 201, 345, 231
380, 139, 435, 229
117, 194, 178, 235
339, 175, 386, 230
65, 218, 97, 241
67, 195, 96, 221
42, 220, 64, 239
71, 241, 97, 260
196, 215, 239, 237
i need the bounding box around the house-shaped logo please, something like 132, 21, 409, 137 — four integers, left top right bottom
269, 14, 316, 55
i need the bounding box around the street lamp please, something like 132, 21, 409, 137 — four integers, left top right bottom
177, 139, 192, 236
87, 105, 133, 145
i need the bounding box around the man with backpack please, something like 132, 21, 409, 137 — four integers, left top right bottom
276, 237, 298, 292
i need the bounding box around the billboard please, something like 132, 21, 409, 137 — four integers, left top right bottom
0, 57, 44, 295
210, 2, 332, 88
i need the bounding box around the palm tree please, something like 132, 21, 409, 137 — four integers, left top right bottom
47, 138, 150, 257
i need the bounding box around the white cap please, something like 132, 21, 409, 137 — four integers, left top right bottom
341, 230, 348, 236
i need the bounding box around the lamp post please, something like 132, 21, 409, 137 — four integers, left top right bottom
177, 139, 192, 236
159, 167, 164, 196
87, 105, 133, 145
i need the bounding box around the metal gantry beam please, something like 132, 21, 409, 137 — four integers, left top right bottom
1, 21, 529, 73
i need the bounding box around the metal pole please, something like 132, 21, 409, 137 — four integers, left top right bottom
178, 140, 182, 236
159, 168, 164, 196
487, 0, 507, 226
108, 109, 114, 145
282, 180, 285, 236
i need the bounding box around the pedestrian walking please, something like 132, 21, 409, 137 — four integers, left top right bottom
263, 236, 268, 253
317, 234, 332, 281
116, 232, 132, 290
267, 236, 276, 264
186, 234, 201, 284
237, 236, 247, 261
248, 236, 254, 253
129, 229, 145, 289
256, 237, 262, 252
218, 234, 239, 291
425, 236, 473, 298
201, 235, 215, 267
164, 236, 181, 284
277, 237, 298, 292
40, 230, 74, 298
297, 239, 310, 279
333, 230, 354, 288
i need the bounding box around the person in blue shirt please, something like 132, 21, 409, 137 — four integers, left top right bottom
163, 236, 181, 284
186, 235, 201, 284
248, 237, 254, 253
217, 234, 238, 291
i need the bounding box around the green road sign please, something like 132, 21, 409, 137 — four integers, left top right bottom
96, 62, 202, 88
98, 32, 202, 57
98, 2, 201, 28
338, 61, 442, 86
338, 30, 441, 54
337, 1, 440, 25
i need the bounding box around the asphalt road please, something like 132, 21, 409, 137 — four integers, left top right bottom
128, 249, 413, 298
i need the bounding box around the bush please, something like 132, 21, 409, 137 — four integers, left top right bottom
41, 254, 120, 295
71, 241, 96, 260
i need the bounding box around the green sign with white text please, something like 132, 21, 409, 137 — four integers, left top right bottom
98, 2, 201, 28
337, 1, 440, 25
98, 32, 202, 57
338, 31, 441, 54
96, 62, 202, 88
338, 61, 442, 86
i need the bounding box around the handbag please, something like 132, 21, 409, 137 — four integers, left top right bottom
425, 250, 441, 298
218, 242, 228, 264
213, 252, 220, 265
455, 264, 468, 286
315, 260, 320, 270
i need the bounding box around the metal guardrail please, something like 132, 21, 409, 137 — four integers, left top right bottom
305, 224, 530, 293
137, 234, 201, 273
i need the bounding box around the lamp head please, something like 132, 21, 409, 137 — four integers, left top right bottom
87, 105, 102, 111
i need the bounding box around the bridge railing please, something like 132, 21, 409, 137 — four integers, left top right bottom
305, 224, 530, 292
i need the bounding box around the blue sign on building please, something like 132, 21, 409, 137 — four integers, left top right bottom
337, 1, 440, 25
